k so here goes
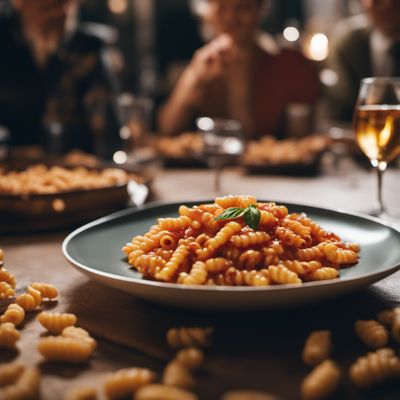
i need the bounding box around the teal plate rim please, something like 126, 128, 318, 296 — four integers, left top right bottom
62, 199, 400, 293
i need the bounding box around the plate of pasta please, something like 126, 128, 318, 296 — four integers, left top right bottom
63, 196, 400, 310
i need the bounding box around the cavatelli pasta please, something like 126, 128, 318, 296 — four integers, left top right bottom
0, 269, 16, 289
123, 196, 359, 286
135, 384, 198, 400
37, 312, 77, 334
301, 359, 341, 400
0, 323, 20, 349
302, 330, 332, 366
16, 286, 42, 311
103, 367, 156, 399
0, 282, 15, 300
0, 304, 25, 326
31, 282, 58, 299
355, 320, 388, 349
173, 348, 204, 371
166, 327, 213, 349
162, 361, 196, 389
38, 336, 95, 363
350, 348, 400, 388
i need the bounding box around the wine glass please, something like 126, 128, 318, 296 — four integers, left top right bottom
353, 77, 400, 217
196, 117, 244, 194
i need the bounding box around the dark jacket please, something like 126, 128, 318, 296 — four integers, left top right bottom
0, 3, 121, 159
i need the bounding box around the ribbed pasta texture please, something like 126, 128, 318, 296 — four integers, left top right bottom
302, 330, 332, 366
166, 327, 213, 349
301, 359, 341, 400
37, 312, 77, 334
103, 367, 156, 399
0, 322, 20, 349
123, 196, 360, 286
350, 348, 400, 388
135, 384, 199, 400
354, 320, 388, 349
0, 304, 25, 326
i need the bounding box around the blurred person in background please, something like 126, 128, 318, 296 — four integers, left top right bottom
0, 0, 121, 159
327, 0, 400, 121
158, 0, 319, 139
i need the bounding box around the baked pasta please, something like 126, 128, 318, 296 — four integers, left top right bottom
123, 196, 359, 286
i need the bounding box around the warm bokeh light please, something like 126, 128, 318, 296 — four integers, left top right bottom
107, 0, 128, 15
113, 150, 127, 164
319, 68, 338, 86
283, 26, 300, 42
309, 33, 329, 61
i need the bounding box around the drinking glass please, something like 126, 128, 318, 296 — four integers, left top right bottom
353, 77, 400, 217
115, 93, 160, 178
196, 117, 244, 194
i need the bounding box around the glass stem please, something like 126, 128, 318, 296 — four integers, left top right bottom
376, 161, 387, 216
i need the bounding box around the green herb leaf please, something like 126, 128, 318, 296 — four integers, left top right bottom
215, 207, 246, 221
243, 205, 261, 231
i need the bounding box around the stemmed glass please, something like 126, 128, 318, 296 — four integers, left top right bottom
353, 77, 400, 217
196, 117, 244, 194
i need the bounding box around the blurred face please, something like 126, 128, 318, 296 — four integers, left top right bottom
207, 0, 263, 45
362, 0, 400, 38
14, 0, 78, 37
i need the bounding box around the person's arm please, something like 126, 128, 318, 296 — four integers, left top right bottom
158, 34, 235, 136
157, 67, 207, 136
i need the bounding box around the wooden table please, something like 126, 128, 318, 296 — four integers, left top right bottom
2, 160, 400, 400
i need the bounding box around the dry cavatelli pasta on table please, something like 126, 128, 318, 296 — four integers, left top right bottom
123, 196, 360, 286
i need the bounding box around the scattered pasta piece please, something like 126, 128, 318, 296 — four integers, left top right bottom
16, 286, 42, 311
103, 367, 156, 399
349, 348, 400, 388
0, 363, 24, 387
377, 309, 395, 326
64, 386, 98, 400
162, 361, 196, 390
0, 304, 25, 326
166, 327, 213, 349
0, 282, 15, 300
173, 348, 204, 371
0, 269, 16, 289
301, 359, 341, 400
221, 390, 280, 400
354, 320, 388, 349
135, 384, 198, 400
302, 330, 332, 366
0, 367, 41, 400
37, 312, 77, 334
61, 326, 97, 351
31, 282, 58, 300
37, 336, 94, 363
0, 323, 20, 349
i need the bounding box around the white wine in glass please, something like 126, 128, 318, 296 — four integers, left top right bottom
354, 78, 400, 216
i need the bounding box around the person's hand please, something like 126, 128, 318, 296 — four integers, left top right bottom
15, 0, 73, 38
188, 34, 240, 85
